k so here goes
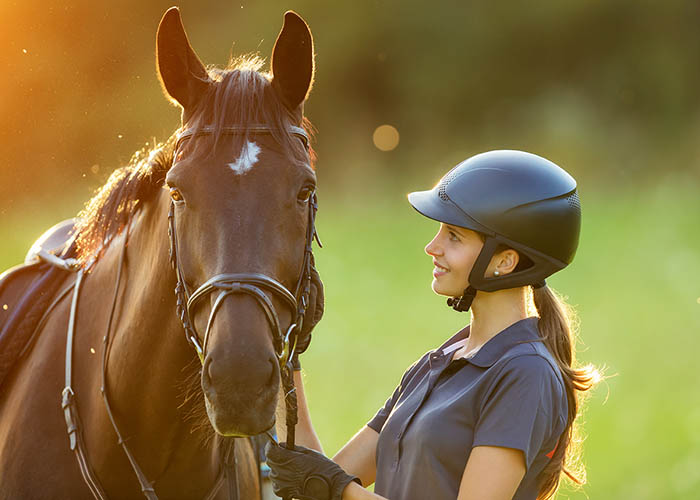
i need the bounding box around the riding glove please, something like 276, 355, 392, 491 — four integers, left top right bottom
265, 442, 360, 500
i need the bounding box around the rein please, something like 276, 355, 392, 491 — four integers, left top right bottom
54, 123, 318, 499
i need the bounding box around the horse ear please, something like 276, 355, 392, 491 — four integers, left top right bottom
156, 7, 210, 110
271, 11, 315, 111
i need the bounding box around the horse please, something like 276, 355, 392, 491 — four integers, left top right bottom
0, 7, 323, 499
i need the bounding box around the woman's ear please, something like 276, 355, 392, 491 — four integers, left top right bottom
492, 249, 520, 276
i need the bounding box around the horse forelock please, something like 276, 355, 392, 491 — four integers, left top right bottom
74, 54, 315, 268
187, 54, 316, 170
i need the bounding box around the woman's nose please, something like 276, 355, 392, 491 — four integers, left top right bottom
425, 234, 442, 256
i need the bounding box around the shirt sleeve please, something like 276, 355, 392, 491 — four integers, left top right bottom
472, 354, 567, 471
366, 353, 427, 433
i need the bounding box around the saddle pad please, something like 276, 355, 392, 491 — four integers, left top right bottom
0, 261, 69, 387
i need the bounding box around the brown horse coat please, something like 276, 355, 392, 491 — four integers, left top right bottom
0, 7, 319, 499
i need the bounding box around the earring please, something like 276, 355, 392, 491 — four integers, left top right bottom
493, 270, 500, 277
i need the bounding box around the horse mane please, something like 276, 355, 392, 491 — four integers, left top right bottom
75, 54, 316, 266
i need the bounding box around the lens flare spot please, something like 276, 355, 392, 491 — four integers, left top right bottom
373, 124, 399, 152
2, 304, 7, 310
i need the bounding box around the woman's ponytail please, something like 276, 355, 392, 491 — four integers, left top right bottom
533, 285, 600, 500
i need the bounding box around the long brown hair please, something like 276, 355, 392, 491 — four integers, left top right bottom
482, 236, 599, 498
532, 285, 599, 499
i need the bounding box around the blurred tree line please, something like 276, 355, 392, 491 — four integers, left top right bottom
1, 0, 698, 213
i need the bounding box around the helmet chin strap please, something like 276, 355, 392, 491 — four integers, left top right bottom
446, 237, 496, 313
447, 286, 477, 312
445, 236, 548, 313
447, 279, 547, 313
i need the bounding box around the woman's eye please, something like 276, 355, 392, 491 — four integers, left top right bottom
170, 187, 184, 203
298, 186, 314, 203
449, 231, 459, 242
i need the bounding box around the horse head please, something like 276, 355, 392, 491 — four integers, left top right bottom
156, 8, 320, 437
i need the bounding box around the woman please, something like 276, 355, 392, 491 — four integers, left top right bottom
266, 150, 599, 500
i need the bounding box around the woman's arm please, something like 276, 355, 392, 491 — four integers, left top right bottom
278, 371, 382, 484
342, 444, 524, 500
341, 481, 387, 500
275, 370, 324, 453
333, 426, 380, 487
272, 370, 384, 497
334, 428, 387, 500
457, 446, 526, 500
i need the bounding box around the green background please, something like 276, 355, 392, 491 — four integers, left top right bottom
2, 1, 699, 498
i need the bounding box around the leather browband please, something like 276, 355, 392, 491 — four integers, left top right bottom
176, 125, 310, 152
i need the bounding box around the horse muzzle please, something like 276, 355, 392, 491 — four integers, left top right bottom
201, 344, 280, 436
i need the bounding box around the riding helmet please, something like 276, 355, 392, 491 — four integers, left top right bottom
408, 150, 581, 311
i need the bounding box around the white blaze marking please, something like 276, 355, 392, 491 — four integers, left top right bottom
227, 141, 261, 175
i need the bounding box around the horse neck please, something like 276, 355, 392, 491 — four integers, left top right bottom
79, 191, 221, 486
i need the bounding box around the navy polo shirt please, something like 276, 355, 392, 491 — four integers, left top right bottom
367, 317, 567, 500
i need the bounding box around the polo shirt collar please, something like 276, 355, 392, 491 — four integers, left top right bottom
466, 317, 541, 368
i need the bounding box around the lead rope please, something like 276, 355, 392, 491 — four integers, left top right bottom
282, 363, 298, 451
284, 192, 320, 453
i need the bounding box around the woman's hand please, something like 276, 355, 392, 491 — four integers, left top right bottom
265, 442, 361, 500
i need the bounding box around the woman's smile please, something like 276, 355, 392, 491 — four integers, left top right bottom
432, 260, 449, 277
425, 224, 484, 296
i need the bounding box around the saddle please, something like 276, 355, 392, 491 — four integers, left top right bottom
0, 219, 78, 386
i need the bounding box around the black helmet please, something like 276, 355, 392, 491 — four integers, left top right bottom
408, 150, 581, 311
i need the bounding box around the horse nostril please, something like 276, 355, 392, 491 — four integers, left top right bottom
268, 355, 278, 384
204, 350, 277, 391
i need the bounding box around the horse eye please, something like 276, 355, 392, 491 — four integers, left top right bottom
298, 186, 314, 203
170, 187, 184, 203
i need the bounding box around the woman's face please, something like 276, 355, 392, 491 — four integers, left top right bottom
424, 223, 484, 297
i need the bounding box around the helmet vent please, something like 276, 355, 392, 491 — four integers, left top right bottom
567, 191, 581, 214
438, 170, 458, 201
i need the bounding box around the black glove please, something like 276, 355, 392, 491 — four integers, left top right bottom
265, 442, 360, 500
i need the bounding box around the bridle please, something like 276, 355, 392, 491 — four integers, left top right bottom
168, 123, 321, 452
169, 124, 320, 375
58, 123, 319, 499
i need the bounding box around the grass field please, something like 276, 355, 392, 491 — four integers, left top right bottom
1, 177, 698, 499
